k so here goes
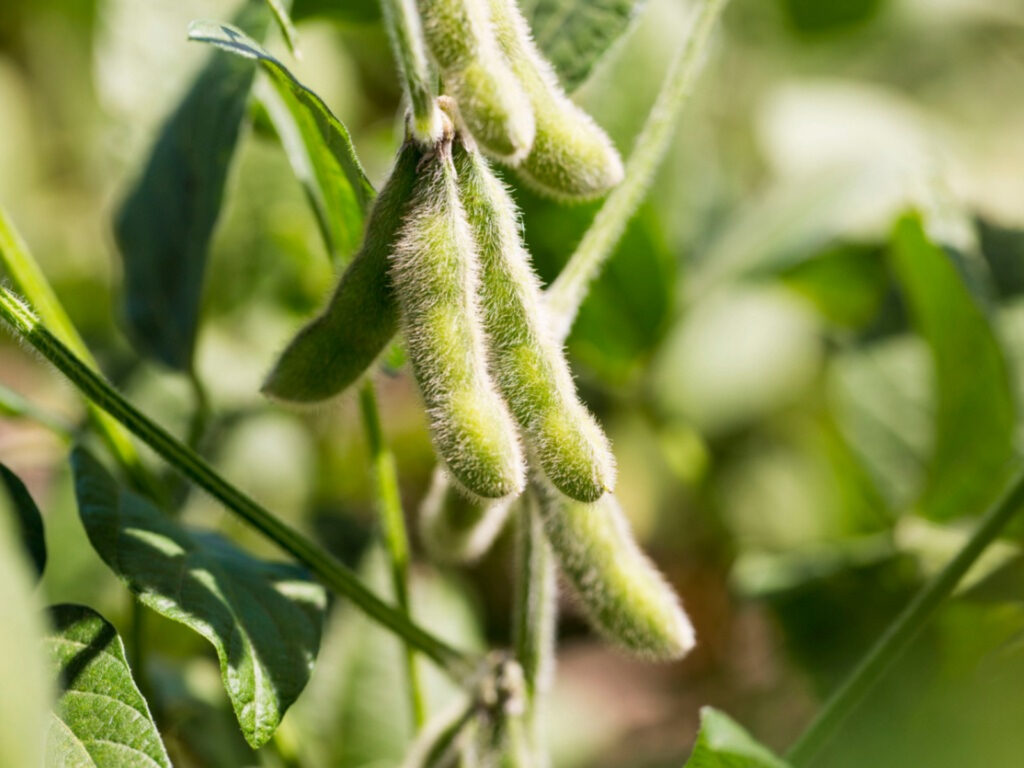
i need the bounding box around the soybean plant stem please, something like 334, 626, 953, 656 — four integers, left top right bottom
0, 207, 161, 500
379, 0, 441, 142
545, 0, 728, 341
786, 463, 1024, 766
358, 379, 428, 728
0, 286, 476, 684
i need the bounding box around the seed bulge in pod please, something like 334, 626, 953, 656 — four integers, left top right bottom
262, 142, 418, 403
454, 140, 614, 502
391, 138, 524, 499
487, 0, 623, 200
418, 0, 535, 162
420, 466, 516, 563
536, 479, 696, 660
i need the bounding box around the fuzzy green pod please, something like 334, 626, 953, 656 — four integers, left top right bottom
420, 466, 516, 563
391, 139, 524, 499
487, 0, 623, 199
454, 140, 614, 502
261, 143, 417, 403
418, 0, 535, 162
536, 480, 695, 660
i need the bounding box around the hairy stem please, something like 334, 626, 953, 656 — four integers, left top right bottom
545, 0, 728, 341
0, 207, 160, 499
0, 286, 476, 683
786, 463, 1024, 766
379, 0, 442, 142
358, 379, 428, 727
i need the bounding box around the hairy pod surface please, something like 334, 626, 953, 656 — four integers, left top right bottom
454, 141, 614, 502
261, 143, 417, 403
536, 480, 695, 660
487, 0, 623, 200
417, 0, 534, 162
391, 141, 524, 499
420, 466, 515, 563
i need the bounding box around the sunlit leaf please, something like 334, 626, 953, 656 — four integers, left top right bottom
0, 462, 46, 579
684, 707, 791, 768
889, 213, 1015, 521
189, 20, 374, 264
114, 0, 271, 371
522, 0, 646, 90
44, 604, 171, 768
71, 447, 327, 748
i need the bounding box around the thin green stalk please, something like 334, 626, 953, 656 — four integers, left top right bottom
545, 0, 728, 341
379, 0, 441, 142
0, 382, 73, 438
0, 207, 160, 499
786, 462, 1024, 766
358, 379, 428, 728
0, 285, 476, 683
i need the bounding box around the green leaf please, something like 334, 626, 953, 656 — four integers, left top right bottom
522, 0, 645, 90
684, 708, 791, 768
265, 0, 300, 57
70, 447, 327, 748
0, 462, 46, 579
44, 604, 171, 768
113, 0, 271, 371
188, 20, 374, 264
888, 213, 1015, 522
290, 0, 380, 25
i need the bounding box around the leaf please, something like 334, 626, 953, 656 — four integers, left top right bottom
70, 447, 327, 748
290, 0, 380, 25
188, 20, 374, 264
113, 0, 271, 371
265, 0, 300, 57
0, 462, 46, 579
684, 708, 791, 768
522, 0, 645, 90
43, 604, 171, 768
888, 213, 1015, 521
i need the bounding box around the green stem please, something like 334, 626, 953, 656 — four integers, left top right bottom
358, 379, 428, 728
786, 463, 1024, 766
378, 0, 441, 143
0, 286, 476, 683
0, 382, 73, 438
545, 0, 728, 342
0, 207, 161, 499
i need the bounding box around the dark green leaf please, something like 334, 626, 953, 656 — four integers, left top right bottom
522, 0, 645, 90
779, 0, 885, 35
71, 447, 327, 748
44, 604, 171, 768
291, 0, 380, 25
114, 0, 271, 371
0, 462, 46, 579
188, 20, 374, 264
684, 707, 790, 768
888, 213, 1015, 521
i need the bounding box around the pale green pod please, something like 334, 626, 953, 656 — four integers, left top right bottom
454, 140, 614, 502
419, 466, 515, 563
391, 140, 524, 499
418, 0, 535, 162
262, 142, 416, 402
487, 0, 623, 200
536, 479, 696, 660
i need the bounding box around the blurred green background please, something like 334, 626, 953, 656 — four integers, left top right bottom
3, 0, 1024, 765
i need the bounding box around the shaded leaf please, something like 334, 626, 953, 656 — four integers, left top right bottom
0, 462, 46, 579
522, 0, 645, 90
888, 214, 1015, 521
291, 0, 380, 25
44, 604, 170, 768
265, 0, 300, 56
114, 0, 271, 371
684, 707, 790, 768
189, 20, 374, 264
71, 447, 326, 748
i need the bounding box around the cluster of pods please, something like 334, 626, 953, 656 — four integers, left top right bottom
265, 0, 694, 666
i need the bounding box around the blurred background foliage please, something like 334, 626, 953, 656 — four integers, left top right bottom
3, 0, 1024, 765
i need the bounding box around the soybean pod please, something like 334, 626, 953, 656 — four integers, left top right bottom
262, 142, 416, 403
417, 0, 534, 162
391, 136, 524, 499
487, 0, 623, 200
535, 478, 695, 660
454, 139, 614, 503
